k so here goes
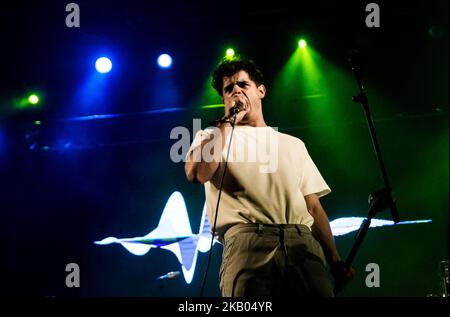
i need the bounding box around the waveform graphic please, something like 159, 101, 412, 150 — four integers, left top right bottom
95, 191, 215, 284
95, 191, 431, 284
329, 217, 432, 236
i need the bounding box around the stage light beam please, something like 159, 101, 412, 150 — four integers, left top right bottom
95, 57, 112, 73
157, 54, 173, 68
298, 39, 307, 48
226, 48, 235, 58
28, 94, 39, 105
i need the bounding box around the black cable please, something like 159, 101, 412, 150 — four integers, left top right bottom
199, 114, 237, 297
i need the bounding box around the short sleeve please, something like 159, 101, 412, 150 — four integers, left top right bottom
185, 128, 215, 162
299, 143, 331, 198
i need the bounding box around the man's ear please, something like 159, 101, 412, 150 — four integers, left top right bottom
258, 84, 266, 99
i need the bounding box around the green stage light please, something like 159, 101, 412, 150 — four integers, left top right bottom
28, 94, 39, 105
226, 48, 235, 58
298, 39, 307, 48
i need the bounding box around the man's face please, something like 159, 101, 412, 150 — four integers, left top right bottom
222, 70, 266, 123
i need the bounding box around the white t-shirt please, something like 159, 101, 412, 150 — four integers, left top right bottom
187, 125, 330, 241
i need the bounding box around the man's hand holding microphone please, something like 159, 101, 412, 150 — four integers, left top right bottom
220, 96, 249, 126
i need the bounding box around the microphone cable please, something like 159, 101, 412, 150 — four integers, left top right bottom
199, 113, 238, 297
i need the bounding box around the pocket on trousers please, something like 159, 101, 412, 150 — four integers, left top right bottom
219, 235, 237, 289
308, 236, 327, 267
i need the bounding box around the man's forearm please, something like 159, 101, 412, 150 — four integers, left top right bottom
310, 206, 341, 265
185, 121, 232, 183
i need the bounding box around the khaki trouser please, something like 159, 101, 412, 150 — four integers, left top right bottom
220, 223, 334, 297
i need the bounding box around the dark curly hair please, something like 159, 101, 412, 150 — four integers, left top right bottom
211, 58, 265, 96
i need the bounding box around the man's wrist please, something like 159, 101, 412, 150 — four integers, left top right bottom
330, 260, 347, 277
216, 117, 233, 127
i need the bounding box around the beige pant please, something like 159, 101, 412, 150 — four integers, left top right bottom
220, 223, 334, 297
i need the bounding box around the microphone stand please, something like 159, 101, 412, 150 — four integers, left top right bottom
335, 51, 400, 295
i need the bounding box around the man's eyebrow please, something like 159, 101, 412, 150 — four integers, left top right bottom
224, 80, 249, 91
223, 83, 234, 91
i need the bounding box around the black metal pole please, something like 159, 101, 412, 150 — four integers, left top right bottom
353, 80, 392, 192
334, 53, 401, 296
345, 218, 371, 268
350, 56, 400, 223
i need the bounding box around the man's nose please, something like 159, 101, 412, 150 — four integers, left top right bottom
232, 84, 243, 95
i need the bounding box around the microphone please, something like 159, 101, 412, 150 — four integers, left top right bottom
209, 100, 244, 126
156, 271, 180, 280
229, 100, 243, 116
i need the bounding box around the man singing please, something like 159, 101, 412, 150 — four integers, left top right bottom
185, 57, 354, 297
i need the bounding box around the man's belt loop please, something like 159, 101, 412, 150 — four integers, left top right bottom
257, 223, 264, 233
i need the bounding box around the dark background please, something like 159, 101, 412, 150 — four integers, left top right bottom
0, 0, 448, 297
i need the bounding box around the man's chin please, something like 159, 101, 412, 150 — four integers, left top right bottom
236, 118, 251, 126
239, 115, 250, 124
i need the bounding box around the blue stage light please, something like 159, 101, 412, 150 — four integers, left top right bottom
95, 57, 112, 73
157, 54, 173, 68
